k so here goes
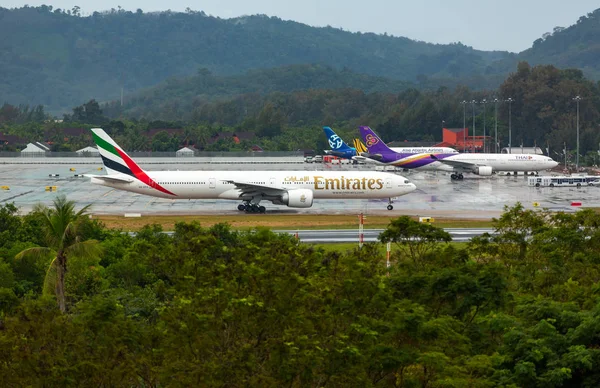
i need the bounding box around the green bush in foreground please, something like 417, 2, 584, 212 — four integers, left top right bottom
1, 203, 600, 386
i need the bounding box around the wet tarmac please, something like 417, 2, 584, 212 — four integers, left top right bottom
0, 158, 597, 219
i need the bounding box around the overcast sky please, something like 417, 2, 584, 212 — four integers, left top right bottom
4, 0, 599, 52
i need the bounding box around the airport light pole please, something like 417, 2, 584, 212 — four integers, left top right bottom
461, 100, 467, 152
471, 100, 477, 152
506, 97, 513, 154
494, 98, 499, 153
481, 99, 487, 152
573, 95, 582, 171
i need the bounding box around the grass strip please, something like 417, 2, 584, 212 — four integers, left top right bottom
94, 214, 494, 232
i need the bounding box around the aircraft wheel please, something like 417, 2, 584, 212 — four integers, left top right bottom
450, 174, 457, 180
458, 174, 464, 180
258, 206, 266, 213
535, 183, 540, 187
387, 205, 393, 211
237, 204, 246, 211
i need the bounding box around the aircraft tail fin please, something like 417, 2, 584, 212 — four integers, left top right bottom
91, 128, 145, 176
353, 138, 368, 154
359, 126, 395, 154
91, 128, 176, 196
323, 126, 353, 152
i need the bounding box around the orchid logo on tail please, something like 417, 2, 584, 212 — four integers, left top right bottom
365, 134, 379, 147
328, 134, 343, 149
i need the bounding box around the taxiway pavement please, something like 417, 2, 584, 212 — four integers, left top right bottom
1, 160, 598, 219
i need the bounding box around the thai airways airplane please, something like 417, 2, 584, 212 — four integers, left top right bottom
359, 126, 559, 180
323, 127, 457, 160
88, 128, 416, 212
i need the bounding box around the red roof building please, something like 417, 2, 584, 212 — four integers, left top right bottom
442, 127, 492, 152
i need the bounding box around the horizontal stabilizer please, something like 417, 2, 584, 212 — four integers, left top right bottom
360, 152, 383, 161
324, 150, 349, 157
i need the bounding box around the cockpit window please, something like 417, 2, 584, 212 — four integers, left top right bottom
404, 180, 410, 184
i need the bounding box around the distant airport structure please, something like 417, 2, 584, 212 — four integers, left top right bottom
20, 142, 50, 157
436, 128, 492, 153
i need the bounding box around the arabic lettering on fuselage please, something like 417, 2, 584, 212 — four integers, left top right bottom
284, 176, 311, 182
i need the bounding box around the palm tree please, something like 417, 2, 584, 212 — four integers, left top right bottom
16, 195, 102, 313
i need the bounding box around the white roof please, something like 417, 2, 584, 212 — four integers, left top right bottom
21, 142, 49, 153
176, 147, 195, 154
76, 146, 99, 154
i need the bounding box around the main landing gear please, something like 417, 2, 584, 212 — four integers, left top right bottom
237, 201, 266, 213
387, 198, 394, 211
450, 173, 464, 180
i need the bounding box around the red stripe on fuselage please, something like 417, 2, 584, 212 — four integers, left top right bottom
116, 148, 176, 196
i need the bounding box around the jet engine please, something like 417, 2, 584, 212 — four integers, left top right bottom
280, 189, 314, 208
473, 166, 493, 176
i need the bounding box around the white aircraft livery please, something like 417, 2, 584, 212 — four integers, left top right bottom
359, 126, 559, 180
89, 128, 417, 212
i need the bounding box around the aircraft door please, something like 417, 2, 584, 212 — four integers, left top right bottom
386, 178, 392, 189
209, 178, 216, 189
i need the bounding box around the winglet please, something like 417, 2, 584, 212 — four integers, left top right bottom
359, 126, 394, 154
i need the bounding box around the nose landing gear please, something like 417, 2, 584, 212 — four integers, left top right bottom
387, 198, 394, 211
450, 173, 464, 180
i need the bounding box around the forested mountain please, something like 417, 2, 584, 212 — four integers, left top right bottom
100, 62, 600, 159
0, 5, 510, 113
107, 64, 413, 119
486, 8, 600, 80
519, 8, 600, 79
2, 5, 600, 114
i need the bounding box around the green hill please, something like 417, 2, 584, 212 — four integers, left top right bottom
519, 8, 600, 79
2, 5, 600, 114
0, 6, 509, 113
108, 64, 415, 119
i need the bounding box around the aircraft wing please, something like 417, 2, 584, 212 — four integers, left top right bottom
429, 155, 477, 170
222, 180, 287, 196
85, 174, 134, 183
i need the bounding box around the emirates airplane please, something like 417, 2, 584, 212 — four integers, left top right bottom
88, 128, 417, 212
359, 126, 559, 180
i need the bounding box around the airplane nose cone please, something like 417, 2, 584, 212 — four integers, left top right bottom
409, 183, 417, 192
551, 161, 559, 168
